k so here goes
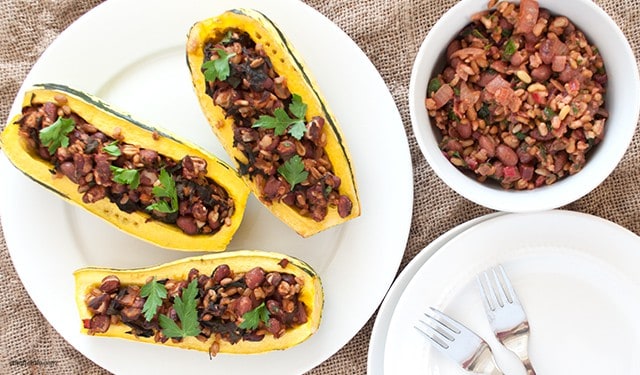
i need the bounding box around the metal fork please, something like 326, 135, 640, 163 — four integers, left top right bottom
414, 307, 504, 374
478, 265, 537, 375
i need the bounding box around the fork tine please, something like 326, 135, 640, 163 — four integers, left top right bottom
414, 307, 458, 345
426, 306, 463, 334
414, 306, 472, 350
414, 320, 451, 350
478, 269, 500, 311
496, 264, 519, 304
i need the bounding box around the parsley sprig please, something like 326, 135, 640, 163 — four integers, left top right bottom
110, 166, 140, 189
146, 168, 178, 214
252, 94, 308, 140
158, 279, 201, 338
39, 116, 76, 154
102, 141, 122, 157
238, 302, 270, 330
140, 277, 168, 322
278, 155, 308, 190
202, 48, 236, 82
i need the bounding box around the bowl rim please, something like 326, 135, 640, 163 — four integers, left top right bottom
409, 0, 640, 212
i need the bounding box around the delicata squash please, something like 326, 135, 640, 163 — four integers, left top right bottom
74, 250, 323, 355
0, 84, 249, 251
186, 9, 360, 237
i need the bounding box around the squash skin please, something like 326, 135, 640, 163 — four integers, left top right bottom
0, 84, 250, 252
74, 250, 323, 354
186, 9, 361, 237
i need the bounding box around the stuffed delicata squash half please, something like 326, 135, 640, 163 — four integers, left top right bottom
74, 250, 323, 355
186, 9, 360, 237
0, 84, 249, 251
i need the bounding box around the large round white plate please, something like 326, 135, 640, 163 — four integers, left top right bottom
367, 212, 504, 374
0, 0, 412, 373
384, 210, 640, 374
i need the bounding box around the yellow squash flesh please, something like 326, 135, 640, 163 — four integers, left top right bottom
74, 250, 323, 354
0, 84, 249, 251
186, 9, 360, 237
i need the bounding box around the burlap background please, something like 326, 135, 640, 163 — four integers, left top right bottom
1, 0, 638, 374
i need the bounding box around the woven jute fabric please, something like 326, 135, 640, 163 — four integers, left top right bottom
1, 0, 638, 374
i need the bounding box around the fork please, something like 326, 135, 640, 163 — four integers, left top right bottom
414, 306, 504, 374
478, 265, 537, 375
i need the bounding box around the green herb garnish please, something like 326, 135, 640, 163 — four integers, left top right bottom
146, 168, 178, 213
448, 110, 460, 121
110, 166, 140, 189
202, 48, 236, 82
238, 302, 270, 330
278, 155, 308, 190
253, 94, 308, 140
472, 29, 486, 39
158, 279, 200, 338
220, 30, 233, 44
515, 131, 527, 140
140, 277, 168, 322
39, 116, 76, 154
543, 106, 556, 120
102, 141, 121, 157
427, 78, 442, 95
503, 39, 517, 60
478, 103, 491, 120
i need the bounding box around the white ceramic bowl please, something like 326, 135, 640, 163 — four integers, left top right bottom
409, 0, 640, 212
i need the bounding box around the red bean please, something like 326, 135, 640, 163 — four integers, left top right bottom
244, 267, 265, 289
176, 216, 198, 235
531, 65, 551, 81
211, 264, 231, 283
496, 144, 518, 166
235, 296, 253, 317
478, 135, 496, 157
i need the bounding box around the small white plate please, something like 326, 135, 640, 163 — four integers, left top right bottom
367, 212, 504, 374
384, 210, 640, 374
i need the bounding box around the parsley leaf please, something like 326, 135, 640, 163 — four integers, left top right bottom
253, 108, 295, 136
140, 277, 167, 322
220, 30, 233, 44
238, 302, 270, 330
202, 48, 236, 82
253, 94, 308, 140
102, 141, 121, 157
39, 116, 76, 154
158, 279, 200, 338
146, 168, 178, 213
110, 166, 140, 189
288, 94, 307, 119
287, 122, 307, 140
278, 155, 308, 190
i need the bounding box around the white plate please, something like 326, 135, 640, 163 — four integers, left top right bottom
384, 210, 640, 374
367, 212, 504, 374
0, 0, 412, 373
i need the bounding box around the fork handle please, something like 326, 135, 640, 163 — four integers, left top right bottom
522, 356, 536, 375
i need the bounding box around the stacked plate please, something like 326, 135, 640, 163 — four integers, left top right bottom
368, 210, 640, 374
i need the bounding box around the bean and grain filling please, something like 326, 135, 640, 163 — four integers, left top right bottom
202, 30, 353, 221
83, 262, 308, 356
17, 98, 234, 235
426, 0, 607, 189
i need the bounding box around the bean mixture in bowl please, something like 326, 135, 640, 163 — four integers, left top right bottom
425, 0, 607, 189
